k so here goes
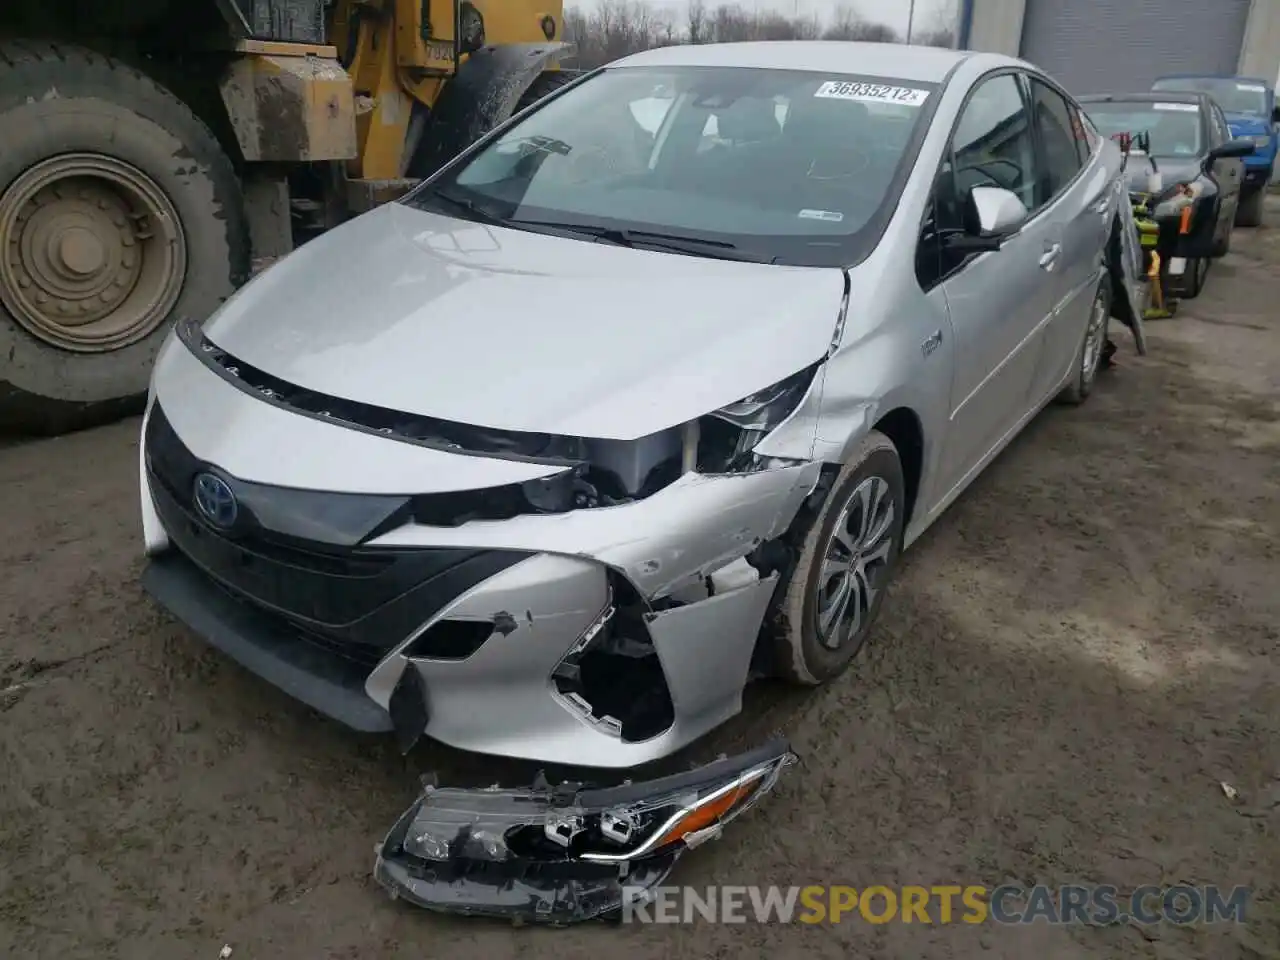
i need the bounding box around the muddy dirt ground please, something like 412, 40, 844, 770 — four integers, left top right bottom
3, 200, 1279, 960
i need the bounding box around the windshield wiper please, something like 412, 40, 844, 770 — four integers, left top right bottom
427, 190, 508, 226
507, 219, 768, 262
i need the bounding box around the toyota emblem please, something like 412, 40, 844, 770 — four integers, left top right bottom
193, 472, 238, 529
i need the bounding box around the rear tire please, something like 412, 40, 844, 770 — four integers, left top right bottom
1235, 186, 1265, 228
1058, 278, 1111, 406
0, 41, 248, 436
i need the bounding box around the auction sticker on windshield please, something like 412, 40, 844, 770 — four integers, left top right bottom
814, 81, 929, 106
1237, 83, 1266, 92
798, 209, 845, 222
1153, 102, 1199, 112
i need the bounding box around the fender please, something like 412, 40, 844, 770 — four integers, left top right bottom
407, 42, 574, 179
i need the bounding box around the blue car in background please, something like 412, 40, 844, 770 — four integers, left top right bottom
1152, 74, 1279, 226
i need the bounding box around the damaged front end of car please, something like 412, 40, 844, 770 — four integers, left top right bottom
374, 739, 797, 924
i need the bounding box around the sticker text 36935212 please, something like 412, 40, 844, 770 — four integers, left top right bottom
814, 81, 930, 107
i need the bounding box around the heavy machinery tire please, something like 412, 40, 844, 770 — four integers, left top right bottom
1235, 185, 1265, 228
774, 431, 905, 686
514, 70, 581, 112
0, 40, 248, 436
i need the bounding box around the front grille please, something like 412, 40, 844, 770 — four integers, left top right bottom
145, 403, 530, 666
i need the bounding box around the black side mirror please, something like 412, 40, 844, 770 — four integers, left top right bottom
1205, 137, 1256, 167
1272, 104, 1280, 125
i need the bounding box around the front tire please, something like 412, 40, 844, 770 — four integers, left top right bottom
1177, 256, 1208, 299
1058, 278, 1111, 406
1235, 185, 1265, 228
775, 431, 905, 685
0, 41, 248, 435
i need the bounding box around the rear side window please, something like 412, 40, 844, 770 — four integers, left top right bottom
1029, 79, 1083, 204
1210, 105, 1231, 145
1068, 100, 1096, 156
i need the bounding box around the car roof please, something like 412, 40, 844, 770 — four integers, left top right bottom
608, 40, 980, 85
1078, 91, 1208, 106
1155, 73, 1271, 86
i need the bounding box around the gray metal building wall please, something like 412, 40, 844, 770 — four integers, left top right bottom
1017, 0, 1253, 96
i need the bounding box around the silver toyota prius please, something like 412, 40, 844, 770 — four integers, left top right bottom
140, 41, 1130, 769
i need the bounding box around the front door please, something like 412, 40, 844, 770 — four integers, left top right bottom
1207, 104, 1243, 240
931, 72, 1057, 491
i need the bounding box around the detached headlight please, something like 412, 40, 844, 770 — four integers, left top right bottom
373, 740, 798, 925
1153, 179, 1203, 219
692, 364, 819, 473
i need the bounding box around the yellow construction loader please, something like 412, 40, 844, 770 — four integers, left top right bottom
0, 0, 574, 433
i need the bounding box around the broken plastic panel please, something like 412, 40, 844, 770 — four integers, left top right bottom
374, 738, 797, 923
550, 575, 676, 743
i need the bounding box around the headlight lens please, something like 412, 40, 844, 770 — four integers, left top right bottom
708, 366, 818, 432
1153, 179, 1202, 218
694, 364, 819, 473
1251, 135, 1272, 149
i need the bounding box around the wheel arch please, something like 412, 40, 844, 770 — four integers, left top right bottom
406, 42, 576, 179
870, 406, 925, 531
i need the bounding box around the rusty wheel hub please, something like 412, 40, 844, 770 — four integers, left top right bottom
0, 154, 186, 353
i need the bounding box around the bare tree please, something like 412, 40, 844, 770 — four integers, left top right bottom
562, 0, 914, 68
850, 21, 901, 43
687, 0, 708, 44
656, 9, 678, 46
913, 0, 959, 47
711, 4, 754, 43
823, 5, 862, 41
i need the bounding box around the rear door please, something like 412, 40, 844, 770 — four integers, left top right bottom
1025, 75, 1107, 403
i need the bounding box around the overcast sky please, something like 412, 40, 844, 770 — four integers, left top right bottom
569, 0, 959, 34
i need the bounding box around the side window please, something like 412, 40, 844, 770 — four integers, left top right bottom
1067, 99, 1095, 157
918, 73, 1039, 289
1211, 106, 1230, 146
942, 74, 1039, 229
1029, 78, 1084, 205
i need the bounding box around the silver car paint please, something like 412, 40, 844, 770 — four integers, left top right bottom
201, 201, 845, 441
362, 553, 778, 768
142, 42, 1125, 765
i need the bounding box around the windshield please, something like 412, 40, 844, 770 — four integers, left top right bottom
1152, 77, 1269, 117
405, 65, 938, 266
1083, 101, 1204, 158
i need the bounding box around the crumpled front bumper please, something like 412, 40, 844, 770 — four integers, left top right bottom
374, 739, 797, 924
140, 338, 823, 769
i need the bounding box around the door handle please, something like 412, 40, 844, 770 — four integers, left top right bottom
1091, 197, 1110, 215
1039, 242, 1061, 270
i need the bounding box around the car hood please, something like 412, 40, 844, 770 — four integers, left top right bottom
1124, 156, 1201, 193
203, 203, 845, 441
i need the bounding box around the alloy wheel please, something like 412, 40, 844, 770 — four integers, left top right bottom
1081, 289, 1108, 385
815, 475, 896, 650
